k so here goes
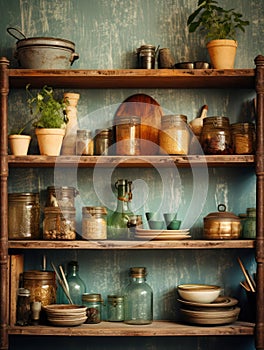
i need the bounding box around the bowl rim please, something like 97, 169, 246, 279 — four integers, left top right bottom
178, 284, 221, 291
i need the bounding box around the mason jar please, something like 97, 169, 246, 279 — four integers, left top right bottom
82, 293, 103, 323
107, 295, 124, 322
76, 129, 94, 155
43, 207, 76, 240
231, 122, 256, 155
115, 116, 141, 155
82, 206, 107, 240
94, 128, 113, 155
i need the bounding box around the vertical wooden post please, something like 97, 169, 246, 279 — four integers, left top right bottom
254, 55, 264, 350
0, 57, 9, 350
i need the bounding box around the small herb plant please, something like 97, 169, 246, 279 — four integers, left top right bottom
187, 0, 250, 41
26, 84, 68, 128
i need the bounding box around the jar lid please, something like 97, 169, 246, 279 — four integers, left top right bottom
115, 116, 141, 125
23, 270, 55, 280
8, 192, 39, 201
203, 116, 230, 126
138, 44, 156, 51
95, 128, 112, 135
44, 207, 76, 213
129, 266, 147, 277
161, 114, 188, 124
82, 293, 102, 302
231, 122, 255, 131
77, 129, 92, 137
107, 295, 124, 303
204, 204, 240, 222
82, 206, 107, 215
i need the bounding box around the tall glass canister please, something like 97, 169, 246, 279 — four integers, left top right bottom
123, 267, 153, 325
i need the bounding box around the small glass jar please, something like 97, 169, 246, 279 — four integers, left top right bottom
43, 207, 76, 240
107, 295, 124, 322
46, 186, 78, 208
82, 293, 103, 323
231, 122, 256, 154
16, 288, 31, 326
94, 128, 113, 155
115, 116, 141, 155
159, 114, 190, 155
23, 271, 57, 307
243, 207, 256, 239
82, 206, 107, 240
200, 116, 233, 154
8, 192, 40, 239
76, 129, 94, 155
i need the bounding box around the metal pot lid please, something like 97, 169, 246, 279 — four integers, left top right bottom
204, 204, 240, 221
16, 37, 76, 50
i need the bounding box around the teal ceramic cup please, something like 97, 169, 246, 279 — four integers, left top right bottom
148, 220, 165, 230
163, 213, 177, 225
166, 220, 181, 230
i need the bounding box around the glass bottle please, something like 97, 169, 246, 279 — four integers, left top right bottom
123, 267, 153, 325
107, 179, 134, 240
59, 261, 86, 305
16, 288, 31, 326
243, 207, 256, 239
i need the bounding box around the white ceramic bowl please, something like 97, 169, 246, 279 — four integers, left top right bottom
177, 284, 221, 303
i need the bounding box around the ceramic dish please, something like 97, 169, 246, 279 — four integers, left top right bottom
47, 316, 87, 326
177, 296, 238, 309
135, 234, 190, 240
177, 284, 221, 303
136, 228, 189, 234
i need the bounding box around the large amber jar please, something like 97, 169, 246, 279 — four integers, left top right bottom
231, 122, 256, 154
200, 116, 233, 154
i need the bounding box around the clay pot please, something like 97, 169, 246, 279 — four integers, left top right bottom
206, 39, 238, 69
8, 134, 31, 155
35, 128, 65, 156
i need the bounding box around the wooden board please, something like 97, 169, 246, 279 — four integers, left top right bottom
9, 254, 24, 326
115, 93, 163, 155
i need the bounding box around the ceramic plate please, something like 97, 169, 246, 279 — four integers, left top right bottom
136, 228, 190, 234
177, 296, 238, 309
135, 234, 190, 240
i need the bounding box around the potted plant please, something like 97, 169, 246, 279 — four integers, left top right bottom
26, 84, 68, 156
187, 0, 249, 69
8, 118, 33, 156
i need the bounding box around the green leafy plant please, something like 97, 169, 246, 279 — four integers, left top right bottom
9, 116, 35, 135
187, 0, 249, 41
26, 84, 68, 128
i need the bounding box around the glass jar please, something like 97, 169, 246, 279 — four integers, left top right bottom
8, 192, 40, 239
115, 116, 141, 155
123, 267, 153, 325
243, 207, 256, 239
23, 270, 57, 307
107, 295, 124, 322
231, 122, 256, 154
82, 293, 103, 323
159, 114, 190, 155
46, 186, 78, 207
16, 288, 31, 326
200, 116, 233, 154
43, 207, 76, 240
94, 128, 113, 155
76, 129, 94, 155
82, 206, 107, 240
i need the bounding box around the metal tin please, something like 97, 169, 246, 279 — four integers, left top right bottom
43, 207, 76, 240
82, 293, 103, 323
115, 116, 141, 155
82, 206, 107, 240
107, 295, 124, 322
137, 45, 156, 69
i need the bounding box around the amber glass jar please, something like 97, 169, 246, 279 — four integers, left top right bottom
82, 206, 107, 240
231, 122, 255, 154
200, 116, 233, 154
94, 128, 113, 155
23, 270, 57, 307
115, 116, 141, 155
159, 114, 189, 155
43, 207, 76, 240
8, 192, 40, 239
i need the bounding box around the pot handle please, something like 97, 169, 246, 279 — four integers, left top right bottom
70, 52, 79, 65
7, 27, 27, 41
218, 204, 226, 212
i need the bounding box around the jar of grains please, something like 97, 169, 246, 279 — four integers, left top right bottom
115, 116, 141, 155
231, 122, 256, 154
159, 114, 190, 155
43, 207, 76, 240
200, 116, 233, 154
82, 206, 107, 240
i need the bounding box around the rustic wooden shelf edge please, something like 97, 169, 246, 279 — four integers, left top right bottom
8, 320, 255, 337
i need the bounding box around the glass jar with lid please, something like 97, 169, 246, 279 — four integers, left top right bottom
8, 192, 40, 239
82, 206, 107, 240
243, 207, 256, 239
82, 293, 103, 323
76, 129, 94, 155
94, 128, 113, 155
159, 114, 190, 155
231, 122, 256, 154
46, 186, 78, 208
200, 116, 233, 154
43, 207, 76, 240
115, 116, 141, 155
107, 295, 124, 322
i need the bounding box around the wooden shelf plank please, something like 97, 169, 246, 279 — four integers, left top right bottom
8, 155, 255, 168
8, 239, 255, 250
8, 321, 255, 337
8, 69, 255, 89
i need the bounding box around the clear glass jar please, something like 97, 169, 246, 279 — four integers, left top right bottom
107, 295, 124, 322
76, 129, 94, 155
243, 207, 256, 239
8, 192, 40, 239
159, 115, 190, 155
46, 186, 78, 207
231, 122, 256, 154
123, 267, 153, 325
82, 206, 107, 240
94, 128, 113, 155
43, 207, 76, 240
115, 116, 141, 155
16, 288, 31, 326
82, 293, 103, 323
200, 116, 233, 154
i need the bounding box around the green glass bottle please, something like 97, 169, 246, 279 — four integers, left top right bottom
107, 179, 133, 240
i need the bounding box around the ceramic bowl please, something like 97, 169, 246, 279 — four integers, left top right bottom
177, 284, 221, 303
148, 220, 165, 230
163, 213, 177, 224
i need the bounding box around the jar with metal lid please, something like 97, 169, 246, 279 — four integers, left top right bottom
159, 114, 190, 155
107, 295, 124, 322
82, 206, 107, 240
43, 207, 76, 240
23, 270, 57, 307
46, 186, 79, 207
137, 45, 156, 69
16, 288, 31, 326
76, 129, 94, 155
200, 116, 233, 154
94, 128, 113, 155
8, 192, 40, 239
242, 207, 256, 239
231, 122, 255, 154
82, 293, 103, 323
115, 116, 141, 155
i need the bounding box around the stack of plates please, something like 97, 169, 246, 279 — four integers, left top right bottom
45, 304, 87, 326
135, 228, 191, 240
178, 296, 240, 325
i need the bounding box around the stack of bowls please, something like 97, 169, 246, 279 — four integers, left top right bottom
44, 304, 87, 326
177, 284, 240, 325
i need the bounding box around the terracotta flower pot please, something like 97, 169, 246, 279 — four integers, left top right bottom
35, 128, 65, 156
8, 134, 31, 155
206, 39, 238, 69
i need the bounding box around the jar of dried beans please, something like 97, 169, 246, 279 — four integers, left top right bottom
43, 207, 76, 240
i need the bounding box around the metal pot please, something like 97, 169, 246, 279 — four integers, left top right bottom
7, 27, 79, 69
203, 204, 241, 239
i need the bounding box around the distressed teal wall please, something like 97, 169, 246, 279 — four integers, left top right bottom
1, 0, 263, 349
